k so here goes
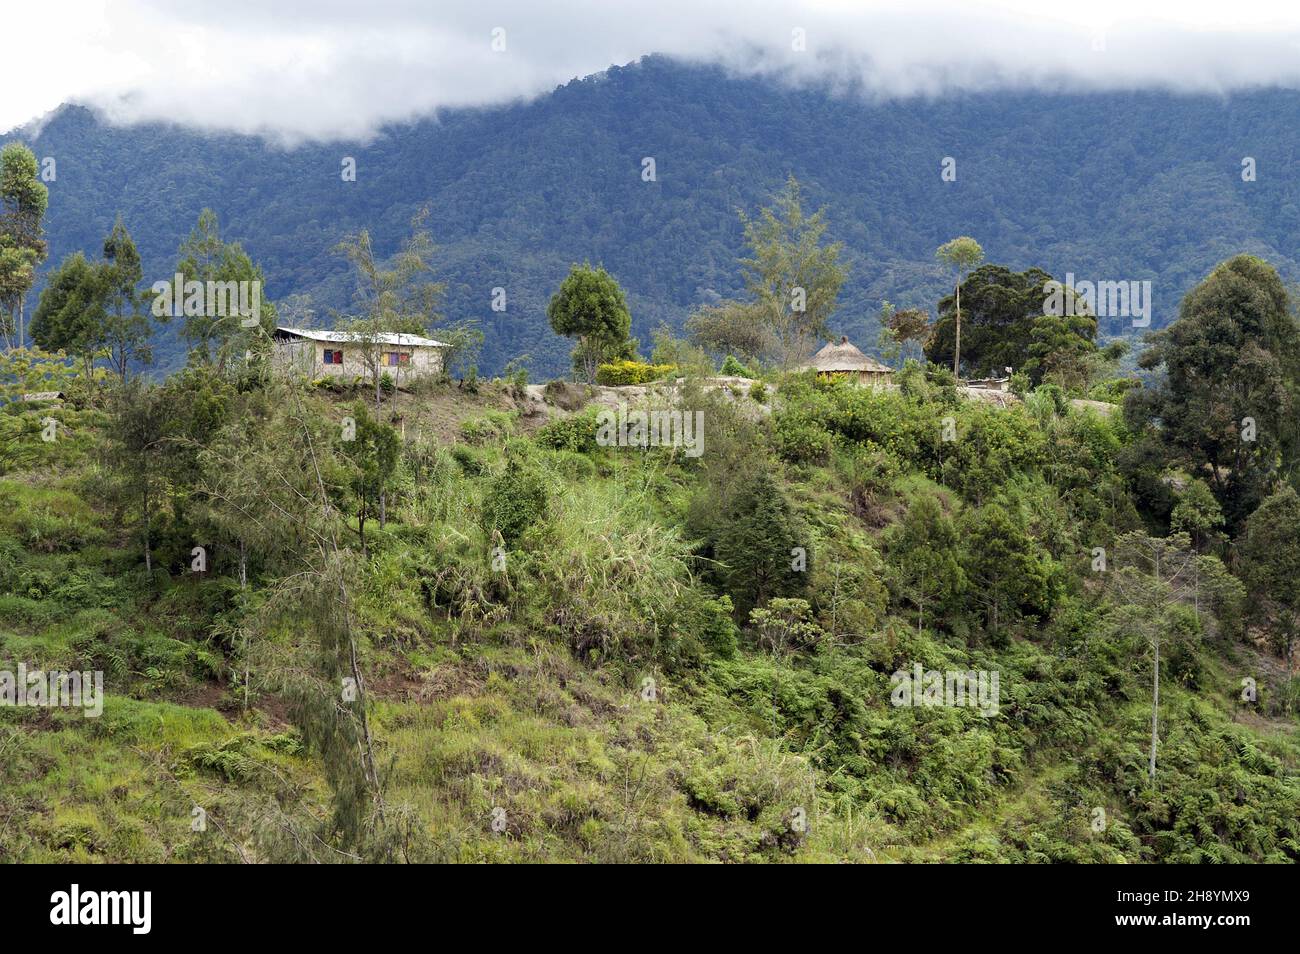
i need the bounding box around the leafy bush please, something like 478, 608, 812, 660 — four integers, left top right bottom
719, 355, 752, 377
449, 444, 491, 476
481, 457, 549, 547
548, 449, 596, 480
535, 410, 601, 453
503, 358, 529, 395
595, 360, 676, 386
1087, 377, 1139, 404
748, 598, 825, 653
772, 412, 832, 465
836, 443, 902, 506
672, 591, 739, 658
459, 410, 516, 445
1025, 383, 1068, 419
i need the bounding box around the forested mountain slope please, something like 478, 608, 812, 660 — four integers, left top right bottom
13, 57, 1300, 375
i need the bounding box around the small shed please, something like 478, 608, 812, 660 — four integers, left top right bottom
803, 336, 893, 388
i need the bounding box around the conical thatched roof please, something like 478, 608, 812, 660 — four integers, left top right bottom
805, 336, 893, 373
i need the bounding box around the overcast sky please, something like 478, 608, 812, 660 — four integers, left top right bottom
9, 0, 1300, 143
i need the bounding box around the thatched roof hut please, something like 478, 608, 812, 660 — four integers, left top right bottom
803, 336, 893, 387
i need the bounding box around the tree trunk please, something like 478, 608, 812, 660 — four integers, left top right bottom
1193, 560, 1200, 622
332, 568, 384, 820
347, 616, 381, 794
142, 486, 152, 575
953, 280, 962, 379
239, 538, 249, 708
1149, 635, 1159, 782
830, 566, 840, 638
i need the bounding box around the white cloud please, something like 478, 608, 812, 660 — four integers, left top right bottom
7, 0, 1300, 142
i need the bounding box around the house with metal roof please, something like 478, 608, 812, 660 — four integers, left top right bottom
272, 326, 450, 383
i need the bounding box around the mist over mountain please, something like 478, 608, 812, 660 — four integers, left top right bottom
14, 55, 1300, 376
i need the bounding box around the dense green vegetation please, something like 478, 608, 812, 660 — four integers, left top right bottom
10, 58, 1300, 376
3, 71, 1299, 863
2, 249, 1298, 862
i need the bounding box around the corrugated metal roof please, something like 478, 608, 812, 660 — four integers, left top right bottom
275, 326, 448, 348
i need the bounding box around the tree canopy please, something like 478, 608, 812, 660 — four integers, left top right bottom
546, 262, 634, 382
924, 263, 1098, 384
1125, 254, 1300, 528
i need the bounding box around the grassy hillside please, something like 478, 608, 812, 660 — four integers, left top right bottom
2, 360, 1296, 863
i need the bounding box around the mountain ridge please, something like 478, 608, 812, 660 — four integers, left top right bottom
11, 56, 1300, 376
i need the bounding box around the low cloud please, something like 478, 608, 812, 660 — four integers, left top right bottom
9, 0, 1300, 143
